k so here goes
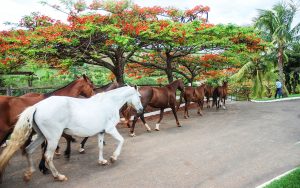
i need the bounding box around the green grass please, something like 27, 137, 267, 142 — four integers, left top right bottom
265, 168, 300, 188
253, 94, 300, 101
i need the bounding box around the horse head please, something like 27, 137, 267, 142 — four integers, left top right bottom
127, 86, 143, 114
176, 79, 185, 92
77, 74, 95, 97
223, 81, 228, 88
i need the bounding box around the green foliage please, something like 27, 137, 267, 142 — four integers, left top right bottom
254, 1, 300, 85
125, 76, 157, 85
264, 168, 300, 188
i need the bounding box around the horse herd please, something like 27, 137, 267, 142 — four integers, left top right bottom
0, 75, 228, 183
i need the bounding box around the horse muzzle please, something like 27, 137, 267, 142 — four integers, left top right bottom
137, 108, 143, 114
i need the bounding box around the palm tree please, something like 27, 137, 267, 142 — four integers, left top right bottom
254, 1, 300, 90
231, 55, 274, 99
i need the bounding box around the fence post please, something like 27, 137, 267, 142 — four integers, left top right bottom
6, 86, 12, 96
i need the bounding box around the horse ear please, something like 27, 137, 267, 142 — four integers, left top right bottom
83, 74, 88, 81
134, 85, 138, 90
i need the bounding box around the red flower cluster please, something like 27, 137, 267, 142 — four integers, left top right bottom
200, 54, 226, 62
231, 34, 264, 52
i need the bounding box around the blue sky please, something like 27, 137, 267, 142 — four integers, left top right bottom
0, 0, 299, 30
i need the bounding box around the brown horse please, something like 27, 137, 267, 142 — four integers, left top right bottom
124, 80, 185, 136
0, 75, 94, 146
177, 84, 206, 119
122, 86, 153, 136
204, 84, 214, 108
212, 81, 228, 109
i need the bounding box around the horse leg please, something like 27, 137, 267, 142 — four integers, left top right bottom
155, 108, 164, 131
222, 97, 226, 110
24, 133, 45, 182
206, 97, 210, 108
45, 140, 68, 181
55, 145, 61, 156
62, 134, 72, 159
171, 106, 181, 127
129, 114, 139, 137
0, 130, 11, 148
197, 101, 203, 116
140, 113, 151, 132
97, 133, 107, 165
39, 141, 50, 174
121, 107, 131, 128
201, 100, 204, 114
107, 127, 124, 163
79, 137, 89, 153
184, 101, 190, 119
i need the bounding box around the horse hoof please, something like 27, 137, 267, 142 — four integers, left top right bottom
54, 174, 68, 181
23, 171, 32, 182
64, 152, 70, 159
130, 133, 136, 137
155, 128, 160, 131
98, 159, 108, 165
110, 156, 117, 163
79, 148, 85, 154
42, 168, 50, 175
184, 116, 188, 119
178, 125, 182, 127
147, 129, 151, 132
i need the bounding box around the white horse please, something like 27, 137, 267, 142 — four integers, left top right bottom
0, 86, 143, 182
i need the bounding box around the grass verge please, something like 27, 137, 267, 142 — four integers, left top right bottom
253, 94, 300, 101
264, 168, 300, 188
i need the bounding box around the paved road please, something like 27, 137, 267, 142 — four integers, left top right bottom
1, 100, 300, 188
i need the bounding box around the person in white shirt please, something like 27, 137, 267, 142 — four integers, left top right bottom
275, 79, 282, 99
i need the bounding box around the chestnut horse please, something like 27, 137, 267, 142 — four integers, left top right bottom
212, 81, 228, 109
204, 84, 214, 108
124, 80, 185, 136
177, 84, 206, 119
0, 75, 94, 147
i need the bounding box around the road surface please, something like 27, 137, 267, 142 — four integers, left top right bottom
1, 100, 300, 188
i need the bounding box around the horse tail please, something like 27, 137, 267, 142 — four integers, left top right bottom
0, 106, 36, 183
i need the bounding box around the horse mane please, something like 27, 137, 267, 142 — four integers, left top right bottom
95, 82, 115, 90
168, 79, 180, 85
44, 79, 77, 98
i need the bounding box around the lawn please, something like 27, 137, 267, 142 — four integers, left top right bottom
265, 168, 300, 188
253, 94, 300, 101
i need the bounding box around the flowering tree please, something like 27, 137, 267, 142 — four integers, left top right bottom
131, 9, 211, 83
0, 0, 265, 87
18, 0, 210, 83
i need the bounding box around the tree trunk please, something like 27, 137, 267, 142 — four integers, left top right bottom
115, 73, 124, 84
189, 77, 194, 86
166, 57, 173, 83
278, 46, 288, 96
277, 47, 285, 85
166, 69, 173, 83
113, 60, 125, 84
